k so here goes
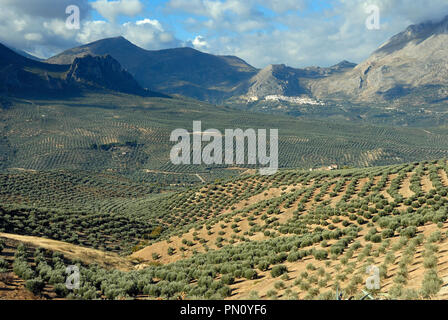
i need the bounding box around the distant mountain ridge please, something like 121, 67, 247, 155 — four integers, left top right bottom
47, 36, 258, 102
7, 15, 448, 106
46, 36, 360, 103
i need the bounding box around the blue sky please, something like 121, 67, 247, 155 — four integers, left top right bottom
1, 0, 448, 68
90, 0, 194, 38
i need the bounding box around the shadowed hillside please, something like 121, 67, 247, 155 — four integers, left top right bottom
0, 43, 165, 98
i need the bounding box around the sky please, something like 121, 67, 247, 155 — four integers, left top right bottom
1, 0, 448, 68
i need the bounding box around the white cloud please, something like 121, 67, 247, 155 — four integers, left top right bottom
43, 19, 79, 39
136, 18, 164, 32
372, 0, 448, 24
168, 0, 269, 33
192, 35, 209, 50
0, 0, 91, 19
12, 19, 27, 32
0, 0, 91, 57
269, 0, 306, 13
167, 0, 448, 68
0, 0, 180, 58
90, 0, 144, 22
76, 19, 181, 50
2, 0, 448, 67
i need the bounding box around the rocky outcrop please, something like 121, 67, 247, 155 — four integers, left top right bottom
65, 54, 147, 95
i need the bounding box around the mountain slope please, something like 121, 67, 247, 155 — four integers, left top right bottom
47, 37, 258, 102
246, 64, 309, 98
0, 43, 162, 97
310, 16, 448, 103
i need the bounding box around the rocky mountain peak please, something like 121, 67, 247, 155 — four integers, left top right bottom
309, 14, 448, 104
65, 54, 148, 95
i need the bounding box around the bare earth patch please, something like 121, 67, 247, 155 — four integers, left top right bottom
399, 172, 415, 198
0, 233, 134, 271
439, 169, 448, 187
421, 175, 434, 193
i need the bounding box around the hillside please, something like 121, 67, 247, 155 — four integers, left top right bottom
2, 159, 448, 300
131, 159, 448, 299
0, 43, 69, 96
46, 37, 258, 102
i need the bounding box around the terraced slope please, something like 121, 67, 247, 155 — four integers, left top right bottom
2, 159, 448, 300
130, 159, 448, 299
133, 160, 448, 261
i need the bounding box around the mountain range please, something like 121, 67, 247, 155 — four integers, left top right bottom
42, 37, 359, 103
46, 36, 258, 102
2, 15, 448, 106
0, 43, 165, 97
45, 37, 357, 103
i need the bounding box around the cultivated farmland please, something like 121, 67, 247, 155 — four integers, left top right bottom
2, 159, 448, 299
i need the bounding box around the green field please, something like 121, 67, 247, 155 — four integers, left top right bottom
2, 93, 448, 182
